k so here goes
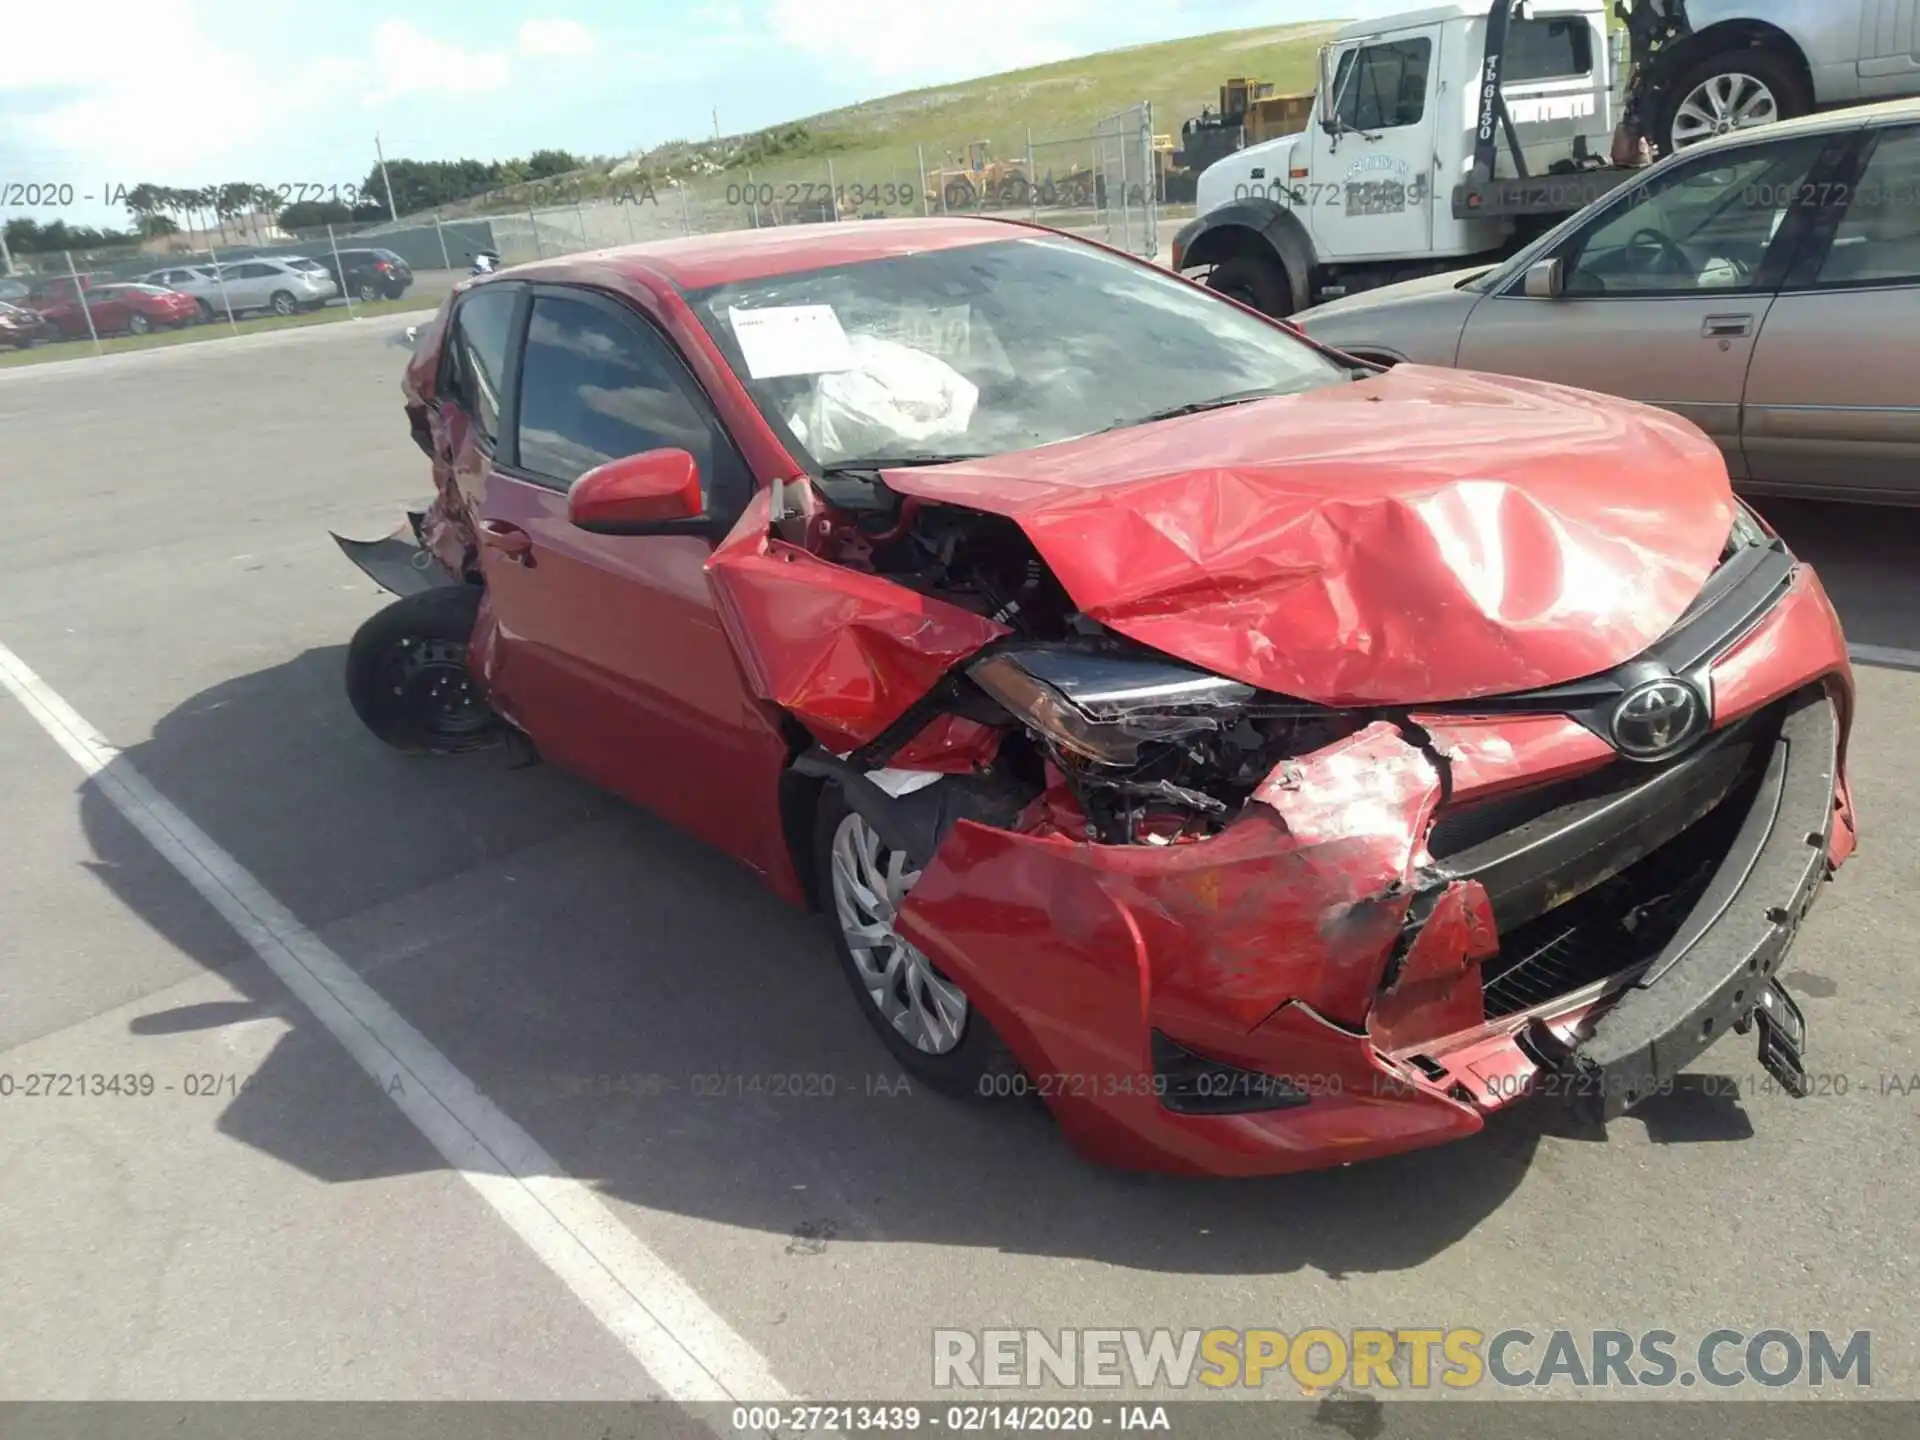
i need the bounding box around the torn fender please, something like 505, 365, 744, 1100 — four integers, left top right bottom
881, 366, 1734, 707
705, 486, 1009, 752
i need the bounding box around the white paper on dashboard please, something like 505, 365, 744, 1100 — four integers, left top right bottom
727, 305, 858, 379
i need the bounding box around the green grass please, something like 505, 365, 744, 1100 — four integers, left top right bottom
438, 21, 1340, 217
0, 297, 427, 368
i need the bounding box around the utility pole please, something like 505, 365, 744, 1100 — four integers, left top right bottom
0, 226, 13, 276
375, 132, 400, 221
712, 108, 721, 141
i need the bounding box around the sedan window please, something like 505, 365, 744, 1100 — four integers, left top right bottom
1814, 126, 1920, 287
514, 294, 727, 499
1560, 135, 1829, 295
689, 236, 1350, 468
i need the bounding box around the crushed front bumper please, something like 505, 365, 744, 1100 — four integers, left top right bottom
891, 569, 1856, 1177
1560, 689, 1837, 1119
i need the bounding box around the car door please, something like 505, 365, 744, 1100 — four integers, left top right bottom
1743, 122, 1920, 502
1310, 27, 1441, 260
1455, 131, 1842, 477
1858, 0, 1920, 96
225, 261, 275, 309
466, 284, 792, 878
88, 289, 131, 332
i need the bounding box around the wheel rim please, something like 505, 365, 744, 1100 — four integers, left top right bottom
829, 811, 968, 1056
358, 283, 377, 301
129, 313, 149, 333
382, 636, 492, 745
1672, 72, 1779, 150
272, 293, 294, 315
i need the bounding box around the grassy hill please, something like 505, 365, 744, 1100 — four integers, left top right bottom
440, 20, 1343, 218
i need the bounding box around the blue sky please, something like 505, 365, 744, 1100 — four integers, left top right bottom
1, 0, 1406, 231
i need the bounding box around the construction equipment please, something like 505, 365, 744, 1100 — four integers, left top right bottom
924, 141, 1034, 211
1175, 77, 1318, 174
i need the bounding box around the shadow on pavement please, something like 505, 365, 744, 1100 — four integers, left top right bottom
72, 644, 1610, 1278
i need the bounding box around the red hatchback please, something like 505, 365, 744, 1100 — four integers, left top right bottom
335, 218, 1858, 1176
38, 282, 200, 338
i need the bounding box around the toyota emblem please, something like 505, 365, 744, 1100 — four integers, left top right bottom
1611, 679, 1704, 760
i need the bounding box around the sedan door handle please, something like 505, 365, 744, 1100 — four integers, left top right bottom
1703, 314, 1753, 339
480, 519, 534, 564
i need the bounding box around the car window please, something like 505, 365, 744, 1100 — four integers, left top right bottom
514, 293, 731, 502
1332, 37, 1431, 132
1559, 135, 1828, 296
1505, 18, 1593, 82
446, 287, 518, 446
1814, 126, 1920, 287
287, 258, 327, 272
689, 236, 1349, 467
230, 262, 275, 279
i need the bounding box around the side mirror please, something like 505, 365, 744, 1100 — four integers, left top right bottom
1317, 45, 1338, 133
1523, 258, 1566, 299
568, 448, 705, 536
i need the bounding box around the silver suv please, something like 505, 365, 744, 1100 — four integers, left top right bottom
140, 257, 337, 319
1652, 1, 1920, 154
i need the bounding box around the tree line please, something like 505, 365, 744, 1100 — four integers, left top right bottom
2, 150, 588, 255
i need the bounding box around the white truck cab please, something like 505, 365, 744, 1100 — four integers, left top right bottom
1178, 0, 1619, 314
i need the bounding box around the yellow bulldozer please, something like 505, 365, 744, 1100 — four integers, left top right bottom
925, 141, 1037, 212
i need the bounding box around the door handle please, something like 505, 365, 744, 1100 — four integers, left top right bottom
1703, 314, 1753, 339
480, 519, 534, 564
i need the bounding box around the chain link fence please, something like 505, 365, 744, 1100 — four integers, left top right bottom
1, 103, 1167, 365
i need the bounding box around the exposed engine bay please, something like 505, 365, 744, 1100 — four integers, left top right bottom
791, 469, 1372, 848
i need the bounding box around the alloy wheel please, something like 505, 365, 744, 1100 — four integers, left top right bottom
828, 811, 968, 1056
1671, 73, 1779, 150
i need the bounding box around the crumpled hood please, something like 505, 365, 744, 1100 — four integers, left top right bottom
882, 365, 1736, 706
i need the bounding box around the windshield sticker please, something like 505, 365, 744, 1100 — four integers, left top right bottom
728, 304, 858, 379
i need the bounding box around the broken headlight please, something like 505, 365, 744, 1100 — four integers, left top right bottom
968, 649, 1255, 766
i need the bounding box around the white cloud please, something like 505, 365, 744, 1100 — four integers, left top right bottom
518, 19, 598, 58
771, 0, 1095, 82
365, 21, 511, 105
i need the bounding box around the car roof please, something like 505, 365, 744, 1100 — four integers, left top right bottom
496, 215, 1046, 292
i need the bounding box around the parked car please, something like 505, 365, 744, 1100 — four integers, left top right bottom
137, 264, 233, 322
0, 277, 31, 305
0, 300, 50, 347
195, 257, 339, 316
311, 247, 414, 302
333, 218, 1856, 1177
1292, 99, 1920, 508
1648, 1, 1920, 155
36, 282, 200, 337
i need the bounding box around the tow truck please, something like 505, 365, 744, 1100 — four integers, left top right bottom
1173, 0, 1912, 315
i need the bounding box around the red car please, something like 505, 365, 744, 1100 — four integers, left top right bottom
335, 218, 1858, 1177
37, 282, 199, 338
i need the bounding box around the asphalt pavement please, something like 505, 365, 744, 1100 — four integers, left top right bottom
0, 315, 1915, 1417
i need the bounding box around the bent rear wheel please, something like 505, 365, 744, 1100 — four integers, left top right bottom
813, 786, 1016, 1097
345, 585, 498, 755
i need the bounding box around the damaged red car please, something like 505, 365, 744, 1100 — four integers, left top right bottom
336, 217, 1859, 1176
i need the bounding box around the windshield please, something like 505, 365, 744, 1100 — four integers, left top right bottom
687, 236, 1351, 468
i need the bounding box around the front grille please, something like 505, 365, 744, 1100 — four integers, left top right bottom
1457, 694, 1792, 1021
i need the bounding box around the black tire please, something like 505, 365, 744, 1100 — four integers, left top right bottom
356, 280, 378, 302
269, 289, 296, 316
1207, 252, 1294, 318
944, 179, 977, 212
1656, 47, 1810, 156
195, 299, 214, 323
344, 585, 499, 755
811, 784, 1019, 1099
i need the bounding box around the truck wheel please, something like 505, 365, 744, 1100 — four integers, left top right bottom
1659, 48, 1809, 153
1207, 254, 1293, 318
345, 585, 498, 755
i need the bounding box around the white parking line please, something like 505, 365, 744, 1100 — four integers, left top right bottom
0, 638, 790, 1408
1849, 643, 1920, 673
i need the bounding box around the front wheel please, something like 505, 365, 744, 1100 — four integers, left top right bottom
1206, 253, 1293, 317
345, 585, 499, 755
813, 786, 1016, 1097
